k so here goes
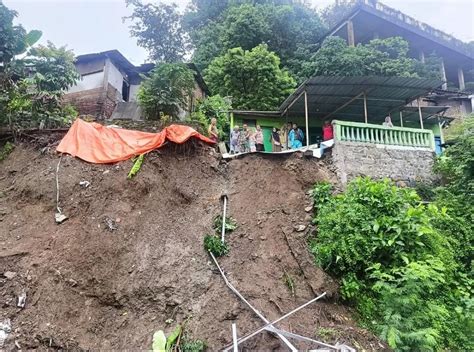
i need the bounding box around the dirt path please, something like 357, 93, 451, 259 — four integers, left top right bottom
0, 145, 385, 351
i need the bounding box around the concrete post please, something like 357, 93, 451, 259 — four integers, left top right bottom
440, 58, 447, 90
458, 67, 465, 91
347, 20, 355, 47
419, 50, 425, 64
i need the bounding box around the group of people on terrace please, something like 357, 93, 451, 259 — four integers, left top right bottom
222, 120, 334, 154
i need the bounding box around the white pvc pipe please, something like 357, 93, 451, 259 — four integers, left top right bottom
209, 253, 297, 352
221, 196, 227, 243
232, 323, 238, 352
226, 292, 327, 350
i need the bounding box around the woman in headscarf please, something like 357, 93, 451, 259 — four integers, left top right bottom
383, 116, 394, 127
270, 127, 282, 152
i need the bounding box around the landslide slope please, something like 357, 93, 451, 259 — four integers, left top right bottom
0, 144, 384, 351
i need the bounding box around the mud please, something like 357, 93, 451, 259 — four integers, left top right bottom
0, 144, 386, 351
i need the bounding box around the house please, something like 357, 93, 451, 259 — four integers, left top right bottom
229, 0, 473, 185
63, 50, 209, 120
324, 0, 474, 118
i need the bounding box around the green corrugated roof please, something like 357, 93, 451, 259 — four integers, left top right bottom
280, 76, 444, 122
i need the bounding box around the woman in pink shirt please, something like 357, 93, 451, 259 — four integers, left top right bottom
255, 125, 265, 152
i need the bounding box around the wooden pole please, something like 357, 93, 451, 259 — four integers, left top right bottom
363, 92, 368, 123
304, 90, 310, 147
347, 20, 355, 46
399, 111, 403, 127
418, 98, 424, 129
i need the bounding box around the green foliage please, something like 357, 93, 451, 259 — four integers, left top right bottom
184, 1, 326, 82
127, 154, 145, 179
310, 181, 332, 213
213, 214, 237, 233
125, 0, 186, 62
180, 338, 206, 352
304, 36, 441, 79
433, 115, 473, 271
320, 0, 357, 28
310, 177, 473, 351
190, 95, 231, 140
0, 3, 41, 66
0, 142, 14, 162
205, 44, 296, 110
138, 63, 195, 120
1, 4, 77, 129
204, 235, 229, 257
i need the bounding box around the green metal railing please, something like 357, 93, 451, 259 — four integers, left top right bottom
333, 120, 435, 150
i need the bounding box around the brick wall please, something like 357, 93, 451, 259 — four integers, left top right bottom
63, 83, 121, 119
332, 141, 437, 186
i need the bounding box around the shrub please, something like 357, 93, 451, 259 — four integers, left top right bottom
204, 235, 229, 257
310, 177, 472, 351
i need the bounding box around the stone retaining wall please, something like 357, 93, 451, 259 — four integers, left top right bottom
332, 141, 436, 185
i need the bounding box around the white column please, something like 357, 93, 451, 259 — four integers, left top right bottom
440, 58, 447, 90
458, 67, 465, 91
304, 90, 310, 148
399, 111, 403, 127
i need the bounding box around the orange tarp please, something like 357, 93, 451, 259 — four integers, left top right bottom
56, 119, 215, 164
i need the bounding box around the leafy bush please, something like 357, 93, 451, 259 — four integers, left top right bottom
204, 235, 229, 257
181, 338, 206, 352
310, 181, 332, 213
0, 142, 14, 161
213, 215, 237, 233
310, 177, 472, 351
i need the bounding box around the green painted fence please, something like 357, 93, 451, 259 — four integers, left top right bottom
333, 120, 435, 150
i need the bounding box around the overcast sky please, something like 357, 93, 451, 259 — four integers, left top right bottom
4, 0, 474, 65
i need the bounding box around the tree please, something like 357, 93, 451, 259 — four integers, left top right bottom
204, 44, 296, 110
320, 0, 358, 28
137, 63, 195, 119
303, 36, 440, 79
125, 0, 186, 62
184, 1, 326, 82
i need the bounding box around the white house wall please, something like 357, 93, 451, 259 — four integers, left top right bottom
106, 59, 124, 92
67, 71, 105, 93
129, 84, 140, 102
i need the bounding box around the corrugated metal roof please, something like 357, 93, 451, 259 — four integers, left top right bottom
279, 76, 443, 122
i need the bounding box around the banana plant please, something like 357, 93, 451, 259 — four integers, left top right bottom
152, 324, 182, 352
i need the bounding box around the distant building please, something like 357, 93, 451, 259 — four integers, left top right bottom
324, 0, 474, 118
64, 50, 209, 120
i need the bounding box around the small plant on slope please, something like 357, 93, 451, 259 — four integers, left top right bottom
204, 235, 229, 257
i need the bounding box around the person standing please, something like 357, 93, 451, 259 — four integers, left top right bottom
208, 117, 219, 143
271, 127, 282, 152
288, 123, 304, 149
230, 125, 240, 154
280, 122, 291, 150
255, 125, 265, 152
239, 124, 250, 153
248, 128, 257, 152
322, 120, 334, 141
383, 116, 394, 127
